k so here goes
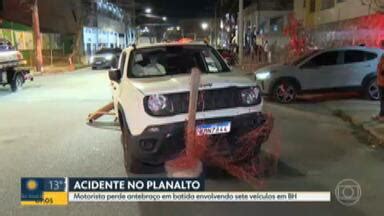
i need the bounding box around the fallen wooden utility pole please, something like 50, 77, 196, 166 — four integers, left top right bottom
87, 102, 115, 123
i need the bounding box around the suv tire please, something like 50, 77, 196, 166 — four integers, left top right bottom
272, 80, 298, 103
119, 111, 141, 174
365, 78, 380, 100
11, 74, 24, 92
119, 110, 163, 175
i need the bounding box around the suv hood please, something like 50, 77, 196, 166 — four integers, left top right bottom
93, 53, 114, 58
255, 63, 297, 74
130, 71, 256, 95
0, 50, 20, 63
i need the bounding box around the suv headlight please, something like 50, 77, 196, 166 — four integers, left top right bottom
240, 87, 261, 106
145, 94, 174, 116
256, 71, 271, 80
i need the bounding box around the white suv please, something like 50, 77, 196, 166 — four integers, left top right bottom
109, 42, 271, 174
255, 46, 383, 103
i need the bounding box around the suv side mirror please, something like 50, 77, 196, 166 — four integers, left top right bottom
109, 69, 121, 82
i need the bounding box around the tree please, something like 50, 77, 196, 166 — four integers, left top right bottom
68, 0, 86, 68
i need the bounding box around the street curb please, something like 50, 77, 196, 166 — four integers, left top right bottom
31, 65, 91, 77
349, 115, 384, 147
363, 125, 384, 146
333, 110, 384, 147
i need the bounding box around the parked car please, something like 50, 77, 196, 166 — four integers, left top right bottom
0, 39, 32, 92
108, 42, 271, 174
255, 46, 383, 103
90, 48, 122, 69
217, 48, 237, 66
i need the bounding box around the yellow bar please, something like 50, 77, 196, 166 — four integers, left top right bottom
21, 192, 68, 206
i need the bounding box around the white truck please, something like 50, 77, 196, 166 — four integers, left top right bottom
108, 42, 272, 174
0, 39, 32, 92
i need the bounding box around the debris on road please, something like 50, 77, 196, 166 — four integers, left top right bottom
205, 113, 274, 186
87, 102, 115, 123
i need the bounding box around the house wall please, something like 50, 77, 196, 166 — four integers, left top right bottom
294, 0, 377, 27
291, 0, 384, 50
242, 2, 293, 62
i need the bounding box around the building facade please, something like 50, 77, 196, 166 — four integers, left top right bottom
294, 0, 381, 27
82, 0, 136, 57
244, 0, 293, 33
0, 0, 136, 65
242, 0, 293, 62
294, 0, 384, 48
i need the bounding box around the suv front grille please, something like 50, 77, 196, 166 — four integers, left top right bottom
94, 57, 106, 62
168, 87, 260, 114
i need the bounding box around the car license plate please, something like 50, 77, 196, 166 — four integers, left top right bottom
196, 121, 231, 136
95, 61, 102, 64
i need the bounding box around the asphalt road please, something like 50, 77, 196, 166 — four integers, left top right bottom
0, 68, 383, 216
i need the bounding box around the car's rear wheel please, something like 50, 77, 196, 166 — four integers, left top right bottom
365, 79, 380, 100
272, 81, 297, 103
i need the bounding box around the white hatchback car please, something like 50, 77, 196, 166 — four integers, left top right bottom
255, 46, 383, 103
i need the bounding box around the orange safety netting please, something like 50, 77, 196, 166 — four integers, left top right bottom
166, 113, 276, 187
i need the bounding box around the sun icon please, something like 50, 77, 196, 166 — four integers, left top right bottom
26, 180, 38, 191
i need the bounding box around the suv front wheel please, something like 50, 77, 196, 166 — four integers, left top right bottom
272, 81, 298, 103
118, 110, 162, 175
365, 79, 380, 100
118, 111, 141, 175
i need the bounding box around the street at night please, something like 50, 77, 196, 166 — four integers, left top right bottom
1, 68, 384, 215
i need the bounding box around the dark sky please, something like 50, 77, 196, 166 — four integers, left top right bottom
135, 0, 217, 19
115, 1, 274, 20
112, 0, 256, 24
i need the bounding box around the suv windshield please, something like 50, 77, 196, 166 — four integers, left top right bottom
0, 39, 15, 51
128, 45, 230, 78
